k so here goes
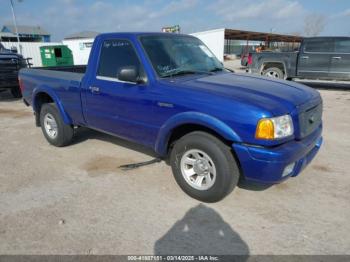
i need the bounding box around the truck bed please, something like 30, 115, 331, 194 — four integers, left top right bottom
21, 65, 86, 87
20, 65, 87, 125
249, 51, 298, 77
31, 65, 87, 74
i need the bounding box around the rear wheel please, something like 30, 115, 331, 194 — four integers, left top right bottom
40, 103, 74, 147
263, 67, 284, 79
10, 86, 22, 98
170, 131, 240, 202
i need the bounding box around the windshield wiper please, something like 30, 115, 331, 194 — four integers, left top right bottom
161, 69, 214, 78
209, 67, 224, 72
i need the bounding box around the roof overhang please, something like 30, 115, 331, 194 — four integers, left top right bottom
224, 28, 302, 42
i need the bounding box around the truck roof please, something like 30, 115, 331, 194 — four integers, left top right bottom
95, 32, 195, 39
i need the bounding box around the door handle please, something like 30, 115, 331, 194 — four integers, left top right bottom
301, 56, 309, 59
332, 56, 342, 59
89, 86, 100, 94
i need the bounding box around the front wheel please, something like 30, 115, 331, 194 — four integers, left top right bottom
170, 131, 240, 202
40, 103, 74, 147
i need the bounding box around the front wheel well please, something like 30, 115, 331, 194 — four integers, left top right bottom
166, 124, 244, 181
34, 92, 54, 126
167, 124, 233, 154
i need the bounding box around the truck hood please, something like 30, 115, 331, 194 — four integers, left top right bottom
178, 73, 320, 115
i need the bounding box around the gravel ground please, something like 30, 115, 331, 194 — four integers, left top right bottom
0, 88, 349, 255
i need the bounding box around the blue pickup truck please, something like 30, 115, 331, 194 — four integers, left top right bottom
20, 32, 323, 202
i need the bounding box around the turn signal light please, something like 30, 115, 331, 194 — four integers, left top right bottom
255, 119, 274, 140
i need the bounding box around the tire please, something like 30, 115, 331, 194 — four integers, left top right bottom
40, 103, 74, 147
170, 131, 240, 202
10, 86, 22, 98
262, 67, 284, 79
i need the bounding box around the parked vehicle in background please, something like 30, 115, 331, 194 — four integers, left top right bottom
0, 43, 28, 98
20, 32, 323, 202
248, 37, 350, 81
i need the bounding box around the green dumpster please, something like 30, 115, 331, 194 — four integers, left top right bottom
40, 45, 74, 67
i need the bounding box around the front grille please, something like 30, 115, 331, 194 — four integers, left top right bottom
298, 103, 322, 139
0, 58, 19, 73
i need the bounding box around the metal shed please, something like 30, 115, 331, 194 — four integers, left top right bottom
191, 28, 302, 62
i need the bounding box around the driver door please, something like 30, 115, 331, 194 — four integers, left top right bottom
83, 39, 157, 145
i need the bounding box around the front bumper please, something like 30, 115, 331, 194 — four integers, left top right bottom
233, 125, 323, 184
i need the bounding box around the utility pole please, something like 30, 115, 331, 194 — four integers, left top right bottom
10, 0, 21, 54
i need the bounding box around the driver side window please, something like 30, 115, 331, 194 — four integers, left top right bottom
97, 39, 142, 80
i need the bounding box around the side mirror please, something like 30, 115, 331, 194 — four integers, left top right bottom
117, 66, 140, 83
11, 46, 18, 53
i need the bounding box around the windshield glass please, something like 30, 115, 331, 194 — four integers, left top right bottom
140, 35, 224, 78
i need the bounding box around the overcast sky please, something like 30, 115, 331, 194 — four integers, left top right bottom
1, 0, 350, 41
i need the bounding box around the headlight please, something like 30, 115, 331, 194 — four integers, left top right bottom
255, 115, 294, 140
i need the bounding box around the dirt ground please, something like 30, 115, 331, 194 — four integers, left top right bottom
0, 87, 349, 255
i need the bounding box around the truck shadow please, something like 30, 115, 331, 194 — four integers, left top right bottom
237, 178, 273, 191
154, 204, 249, 257
0, 90, 21, 102
304, 83, 350, 91
73, 128, 274, 191
72, 127, 159, 158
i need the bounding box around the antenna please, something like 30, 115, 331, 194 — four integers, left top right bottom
10, 0, 22, 54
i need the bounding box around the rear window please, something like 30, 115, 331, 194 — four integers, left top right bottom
334, 39, 350, 53
304, 39, 334, 53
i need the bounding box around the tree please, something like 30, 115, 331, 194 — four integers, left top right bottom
304, 14, 326, 36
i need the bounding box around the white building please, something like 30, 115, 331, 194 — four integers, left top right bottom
1, 31, 98, 67
62, 31, 99, 65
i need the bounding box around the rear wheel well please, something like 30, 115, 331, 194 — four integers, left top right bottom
34, 92, 54, 126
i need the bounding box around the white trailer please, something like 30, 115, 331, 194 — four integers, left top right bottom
1, 38, 95, 67
62, 38, 94, 65
0, 42, 60, 67
191, 28, 225, 62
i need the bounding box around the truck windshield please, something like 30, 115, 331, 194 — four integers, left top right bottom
140, 35, 224, 78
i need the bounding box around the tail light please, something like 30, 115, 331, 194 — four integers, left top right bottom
18, 77, 24, 92
248, 53, 252, 65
